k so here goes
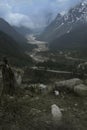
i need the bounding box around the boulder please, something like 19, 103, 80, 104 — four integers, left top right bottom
55, 78, 83, 92
74, 84, 87, 96
51, 104, 62, 122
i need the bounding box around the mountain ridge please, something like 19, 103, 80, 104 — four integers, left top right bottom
0, 18, 27, 44
0, 30, 33, 66
39, 0, 87, 42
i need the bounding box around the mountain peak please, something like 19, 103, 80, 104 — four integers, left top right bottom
39, 0, 87, 42
82, 0, 87, 5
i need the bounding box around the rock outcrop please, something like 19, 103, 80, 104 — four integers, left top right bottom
55, 78, 87, 96
74, 84, 87, 96
55, 78, 82, 91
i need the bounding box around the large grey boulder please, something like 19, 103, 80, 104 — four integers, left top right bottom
51, 104, 62, 123
55, 78, 87, 96
55, 78, 83, 91
74, 84, 87, 96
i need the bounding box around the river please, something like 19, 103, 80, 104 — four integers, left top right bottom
26, 34, 49, 62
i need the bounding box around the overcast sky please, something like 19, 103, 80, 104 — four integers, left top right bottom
0, 0, 82, 29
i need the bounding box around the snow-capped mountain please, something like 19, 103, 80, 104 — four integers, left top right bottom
62, 0, 87, 24
39, 0, 87, 42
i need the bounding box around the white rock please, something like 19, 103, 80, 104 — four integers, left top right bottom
54, 90, 59, 96
39, 84, 47, 89
51, 104, 62, 122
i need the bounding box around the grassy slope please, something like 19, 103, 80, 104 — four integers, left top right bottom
0, 85, 87, 130
49, 24, 87, 58
0, 31, 33, 67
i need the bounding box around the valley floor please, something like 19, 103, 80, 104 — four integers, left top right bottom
26, 34, 49, 62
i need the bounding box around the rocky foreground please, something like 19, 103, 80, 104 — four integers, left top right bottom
0, 69, 87, 130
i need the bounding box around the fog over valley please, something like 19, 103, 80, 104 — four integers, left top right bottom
0, 1, 87, 130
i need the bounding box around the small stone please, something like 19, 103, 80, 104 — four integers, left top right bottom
74, 103, 78, 106
54, 90, 59, 96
